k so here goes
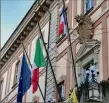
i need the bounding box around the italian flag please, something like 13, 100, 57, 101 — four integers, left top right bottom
32, 37, 46, 93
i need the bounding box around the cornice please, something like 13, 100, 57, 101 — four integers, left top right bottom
0, 13, 50, 76
0, 0, 54, 68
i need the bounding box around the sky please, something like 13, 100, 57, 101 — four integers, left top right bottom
1, 0, 35, 48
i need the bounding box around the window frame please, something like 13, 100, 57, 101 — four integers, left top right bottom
77, 59, 94, 85
5, 67, 12, 94
79, 59, 100, 84
0, 78, 4, 100
57, 80, 65, 101
13, 59, 21, 87
85, 0, 94, 14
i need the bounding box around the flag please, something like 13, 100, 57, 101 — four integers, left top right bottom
58, 8, 67, 36
32, 37, 46, 93
17, 54, 31, 102
69, 88, 78, 103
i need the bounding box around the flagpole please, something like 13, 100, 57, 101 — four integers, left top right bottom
21, 40, 45, 102
35, 15, 62, 102
61, 0, 79, 95
43, 9, 51, 101
36, 2, 52, 101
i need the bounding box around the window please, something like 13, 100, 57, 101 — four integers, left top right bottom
5, 67, 12, 94
85, 0, 94, 13
0, 80, 3, 100
13, 60, 21, 86
78, 60, 94, 85
42, 30, 48, 46
80, 60, 99, 84
58, 81, 65, 101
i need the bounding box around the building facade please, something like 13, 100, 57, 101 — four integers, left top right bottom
0, 0, 109, 102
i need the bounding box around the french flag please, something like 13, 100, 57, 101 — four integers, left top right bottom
58, 8, 67, 36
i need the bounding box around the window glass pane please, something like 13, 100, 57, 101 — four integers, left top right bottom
61, 85, 65, 98
86, 0, 94, 12
58, 82, 65, 101
86, 0, 90, 11
91, 0, 94, 7
83, 60, 100, 83
58, 86, 62, 96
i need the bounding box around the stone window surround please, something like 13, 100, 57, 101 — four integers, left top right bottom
75, 40, 101, 86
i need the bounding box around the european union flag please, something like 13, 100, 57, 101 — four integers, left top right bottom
17, 54, 31, 102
